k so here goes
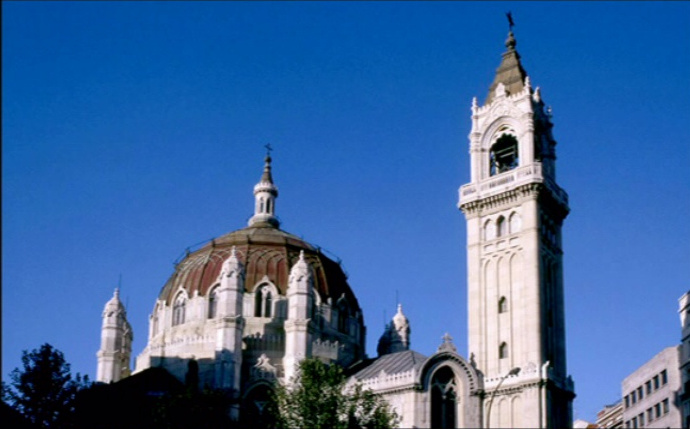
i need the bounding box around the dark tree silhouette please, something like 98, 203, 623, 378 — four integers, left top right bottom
2, 343, 91, 429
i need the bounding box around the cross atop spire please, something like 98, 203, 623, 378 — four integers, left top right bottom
506, 11, 515, 31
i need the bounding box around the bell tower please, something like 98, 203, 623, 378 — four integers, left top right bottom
459, 27, 575, 428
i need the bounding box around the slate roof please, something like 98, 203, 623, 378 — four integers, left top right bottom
349, 349, 428, 381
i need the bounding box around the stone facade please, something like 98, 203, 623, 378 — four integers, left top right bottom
458, 30, 574, 428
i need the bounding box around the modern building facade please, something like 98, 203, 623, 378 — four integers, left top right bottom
679, 291, 690, 428
621, 346, 681, 428
96, 26, 575, 428
596, 401, 623, 428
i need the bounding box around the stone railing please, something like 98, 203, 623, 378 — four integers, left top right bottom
459, 163, 568, 207
359, 368, 417, 392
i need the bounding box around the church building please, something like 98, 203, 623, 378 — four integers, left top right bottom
97, 27, 575, 428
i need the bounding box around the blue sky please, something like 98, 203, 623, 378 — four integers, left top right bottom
3, 1, 689, 423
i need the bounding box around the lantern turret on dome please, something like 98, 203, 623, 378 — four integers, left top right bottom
249, 151, 280, 228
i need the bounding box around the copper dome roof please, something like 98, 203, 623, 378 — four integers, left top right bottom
157, 225, 360, 311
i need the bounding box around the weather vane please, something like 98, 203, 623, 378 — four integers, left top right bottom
264, 143, 273, 157
506, 11, 515, 31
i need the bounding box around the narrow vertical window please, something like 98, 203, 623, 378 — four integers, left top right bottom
499, 342, 508, 359
509, 212, 521, 234
661, 369, 668, 385
266, 198, 272, 214
497, 216, 506, 237
498, 296, 508, 314
208, 288, 218, 319
431, 366, 457, 429
484, 219, 495, 241
173, 295, 186, 326
264, 291, 272, 318
259, 198, 265, 213
255, 288, 263, 317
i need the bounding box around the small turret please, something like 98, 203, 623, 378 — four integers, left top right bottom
97, 288, 133, 383
284, 250, 314, 381
248, 150, 280, 228
377, 304, 411, 356
214, 246, 246, 399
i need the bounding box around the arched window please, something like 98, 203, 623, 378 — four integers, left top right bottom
173, 294, 186, 326
498, 296, 508, 314
499, 342, 508, 359
241, 384, 275, 429
266, 198, 272, 214
496, 216, 506, 237
431, 366, 457, 429
152, 304, 160, 334
509, 212, 521, 234
208, 287, 218, 319
255, 288, 263, 317
264, 291, 272, 318
254, 285, 273, 318
489, 134, 519, 176
484, 219, 495, 241
259, 198, 265, 213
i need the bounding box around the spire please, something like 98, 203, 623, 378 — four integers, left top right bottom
248, 147, 280, 228
485, 28, 528, 105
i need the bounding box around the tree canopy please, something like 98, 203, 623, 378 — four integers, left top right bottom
272, 358, 399, 429
2, 343, 91, 429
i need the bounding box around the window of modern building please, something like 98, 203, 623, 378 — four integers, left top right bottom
625, 395, 630, 408
632, 391, 637, 404
647, 408, 653, 422
662, 398, 669, 414
654, 403, 661, 418
638, 413, 644, 427
638, 386, 644, 400
646, 380, 652, 395
653, 375, 660, 390
661, 370, 668, 385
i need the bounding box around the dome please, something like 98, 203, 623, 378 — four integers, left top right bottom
156, 224, 360, 310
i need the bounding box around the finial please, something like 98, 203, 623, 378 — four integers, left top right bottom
231, 245, 237, 257
299, 250, 305, 262
505, 30, 516, 50
264, 143, 273, 163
